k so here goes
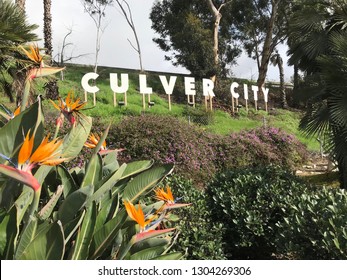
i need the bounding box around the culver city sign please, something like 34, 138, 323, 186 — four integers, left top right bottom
81, 72, 271, 112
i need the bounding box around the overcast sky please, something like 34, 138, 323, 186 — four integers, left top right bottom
25, 0, 293, 82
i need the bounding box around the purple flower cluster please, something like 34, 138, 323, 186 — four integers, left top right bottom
108, 115, 308, 187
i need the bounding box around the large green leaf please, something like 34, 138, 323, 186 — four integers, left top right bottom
122, 164, 174, 202
0, 207, 17, 259
130, 237, 169, 254
89, 209, 127, 259
91, 163, 126, 203
14, 217, 38, 260
81, 154, 102, 189
14, 186, 33, 225
61, 116, 92, 160
151, 252, 183, 260
129, 245, 166, 260
0, 101, 44, 164
38, 185, 63, 220
121, 160, 153, 179
18, 221, 65, 260
71, 202, 97, 260
57, 185, 94, 226
95, 193, 119, 233
57, 165, 78, 198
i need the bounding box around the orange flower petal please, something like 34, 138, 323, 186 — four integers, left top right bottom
18, 131, 34, 165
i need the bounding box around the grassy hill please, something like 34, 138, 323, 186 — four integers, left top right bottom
3, 63, 320, 151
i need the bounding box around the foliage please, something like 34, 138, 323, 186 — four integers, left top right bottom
109, 114, 217, 185
210, 127, 308, 172
0, 46, 186, 260
287, 0, 347, 189
207, 166, 307, 259
0, 0, 38, 102
275, 187, 347, 260
150, 0, 240, 78
164, 175, 226, 260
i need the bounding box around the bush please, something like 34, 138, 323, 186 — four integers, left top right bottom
207, 166, 308, 259
210, 127, 308, 171
164, 176, 226, 260
275, 187, 347, 259
109, 115, 217, 185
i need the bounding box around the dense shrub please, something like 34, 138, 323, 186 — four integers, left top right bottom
164, 176, 226, 260
109, 115, 217, 185
207, 166, 347, 259
275, 187, 347, 259
207, 166, 308, 259
210, 127, 308, 171
109, 114, 307, 186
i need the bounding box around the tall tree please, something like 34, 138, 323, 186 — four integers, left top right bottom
43, 0, 53, 59
270, 50, 287, 108
43, 0, 59, 100
81, 0, 113, 74
150, 0, 240, 79
115, 0, 143, 72
204, 0, 233, 82
230, 0, 291, 92
287, 0, 347, 189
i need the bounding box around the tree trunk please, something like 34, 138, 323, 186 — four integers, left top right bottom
43, 0, 59, 99
277, 54, 287, 108
257, 0, 279, 91
15, 0, 26, 13
43, 0, 53, 59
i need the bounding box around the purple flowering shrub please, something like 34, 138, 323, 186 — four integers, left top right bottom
109, 115, 217, 185
211, 127, 308, 171
109, 115, 308, 186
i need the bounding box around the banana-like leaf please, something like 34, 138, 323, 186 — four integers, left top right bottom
89, 209, 128, 259
92, 124, 110, 156
129, 245, 166, 260
102, 151, 120, 175
57, 165, 78, 198
130, 237, 169, 254
57, 185, 94, 226
95, 193, 119, 232
122, 164, 174, 203
38, 185, 63, 220
120, 160, 153, 180
61, 116, 92, 160
91, 163, 126, 203
71, 202, 97, 260
81, 154, 102, 189
63, 213, 85, 245
117, 228, 175, 260
0, 207, 17, 259
14, 217, 38, 260
151, 252, 183, 260
0, 101, 44, 165
18, 221, 65, 260
14, 186, 33, 226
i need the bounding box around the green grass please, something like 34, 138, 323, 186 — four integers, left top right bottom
1, 64, 320, 152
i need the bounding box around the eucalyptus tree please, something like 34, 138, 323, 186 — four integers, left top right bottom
150, 0, 240, 80
229, 0, 291, 92
81, 0, 114, 73
115, 0, 143, 72
287, 0, 347, 189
